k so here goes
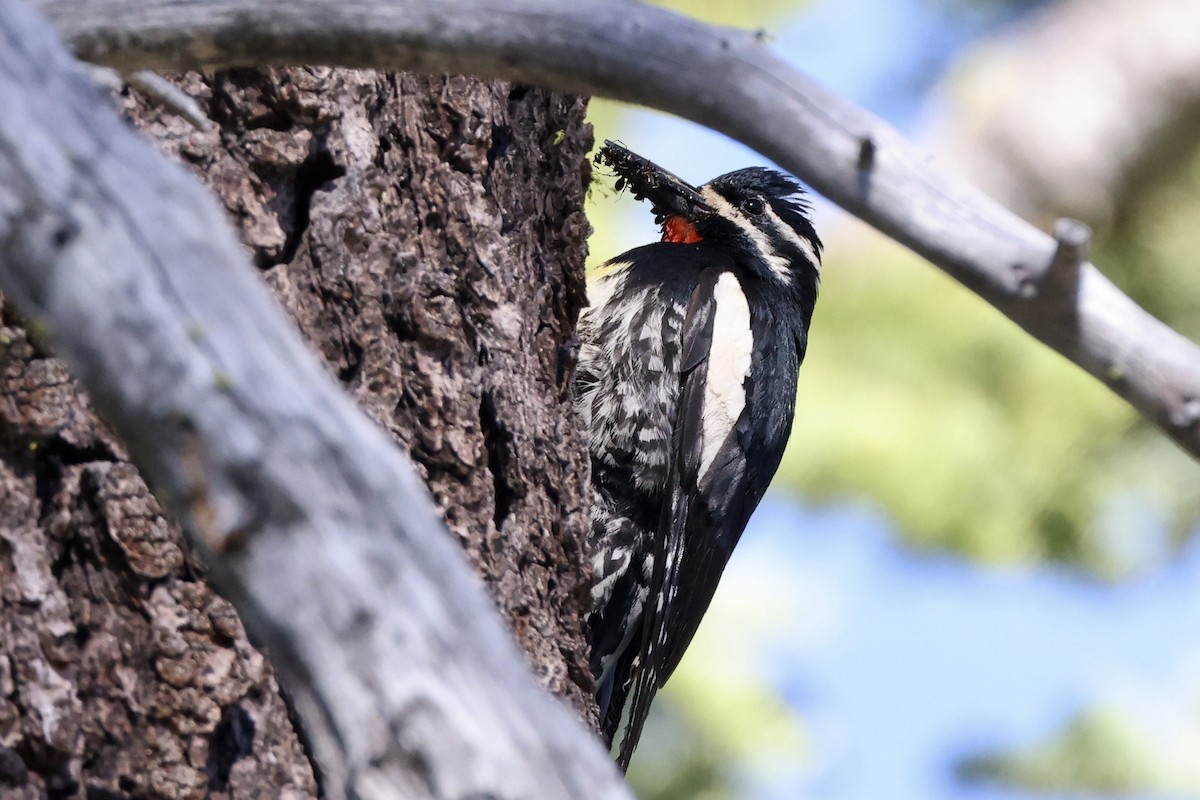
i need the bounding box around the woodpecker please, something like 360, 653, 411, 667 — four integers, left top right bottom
578, 142, 822, 768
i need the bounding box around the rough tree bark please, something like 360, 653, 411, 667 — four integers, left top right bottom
0, 62, 595, 799
1, 310, 318, 800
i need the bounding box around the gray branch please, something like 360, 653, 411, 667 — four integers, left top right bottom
0, 3, 628, 798
34, 0, 1200, 457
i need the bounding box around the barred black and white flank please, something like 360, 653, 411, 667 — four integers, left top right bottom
578, 142, 822, 768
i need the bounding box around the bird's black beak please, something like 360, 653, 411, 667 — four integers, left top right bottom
596, 141, 712, 225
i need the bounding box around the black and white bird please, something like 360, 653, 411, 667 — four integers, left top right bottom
578, 142, 822, 768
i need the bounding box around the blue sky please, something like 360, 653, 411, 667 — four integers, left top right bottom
601, 0, 1200, 797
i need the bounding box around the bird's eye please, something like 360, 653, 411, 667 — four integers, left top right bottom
741, 197, 765, 216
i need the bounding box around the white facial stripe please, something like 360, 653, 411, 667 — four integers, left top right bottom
699, 272, 753, 478
700, 186, 791, 282
763, 205, 821, 271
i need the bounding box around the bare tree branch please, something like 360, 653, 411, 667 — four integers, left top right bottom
34, 0, 1200, 458
0, 3, 628, 798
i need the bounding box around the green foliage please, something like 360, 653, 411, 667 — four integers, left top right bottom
959, 696, 1200, 795
779, 223, 1200, 577
1102, 143, 1200, 344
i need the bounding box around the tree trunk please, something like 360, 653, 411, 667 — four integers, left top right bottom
0, 65, 593, 799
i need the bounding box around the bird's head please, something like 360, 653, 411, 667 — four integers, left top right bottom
596, 141, 822, 293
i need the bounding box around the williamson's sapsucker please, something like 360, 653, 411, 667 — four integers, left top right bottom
578, 142, 822, 768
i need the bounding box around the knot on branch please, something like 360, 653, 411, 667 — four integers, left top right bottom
1019, 217, 1091, 310
1169, 397, 1200, 430
856, 135, 876, 198
856, 136, 876, 172
1048, 217, 1091, 286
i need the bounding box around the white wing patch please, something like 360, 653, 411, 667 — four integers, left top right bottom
699, 272, 753, 478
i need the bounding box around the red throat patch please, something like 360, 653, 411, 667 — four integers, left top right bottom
660, 216, 703, 244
